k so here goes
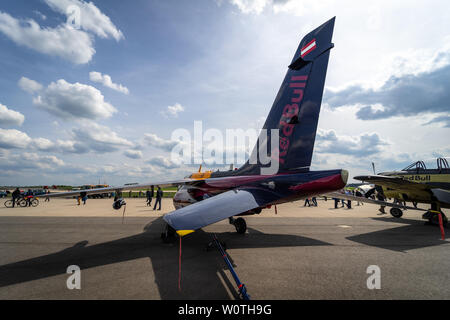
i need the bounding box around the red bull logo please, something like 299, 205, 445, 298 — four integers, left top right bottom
278, 75, 308, 164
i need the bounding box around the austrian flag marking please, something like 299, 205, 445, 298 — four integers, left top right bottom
301, 39, 316, 58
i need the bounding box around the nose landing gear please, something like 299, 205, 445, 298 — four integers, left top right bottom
161, 224, 176, 243
229, 217, 247, 234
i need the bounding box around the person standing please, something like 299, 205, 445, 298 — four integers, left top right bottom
312, 197, 317, 206
304, 198, 311, 207
45, 189, 50, 202
153, 186, 163, 211
78, 191, 87, 205
333, 198, 339, 209
81, 191, 87, 205
12, 187, 20, 208
26, 189, 33, 207
146, 189, 152, 206
355, 189, 363, 206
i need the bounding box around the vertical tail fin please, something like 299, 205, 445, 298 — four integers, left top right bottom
240, 17, 335, 175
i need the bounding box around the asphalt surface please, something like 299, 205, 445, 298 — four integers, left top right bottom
0, 214, 449, 300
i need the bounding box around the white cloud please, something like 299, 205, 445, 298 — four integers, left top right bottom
31, 137, 55, 151
146, 156, 180, 169
316, 129, 389, 157
0, 128, 32, 149
0, 103, 25, 126
0, 122, 133, 156
0, 11, 95, 64
44, 0, 124, 41
32, 79, 117, 120
18, 77, 43, 94
161, 103, 185, 118
1, 152, 64, 171
66, 122, 133, 153
89, 71, 129, 94
70, 122, 133, 153
229, 0, 270, 14
124, 149, 143, 159
143, 133, 180, 151
33, 10, 47, 21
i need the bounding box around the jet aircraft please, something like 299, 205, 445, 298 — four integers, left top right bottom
43, 18, 348, 241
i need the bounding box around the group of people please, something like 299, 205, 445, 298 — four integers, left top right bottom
77, 191, 88, 206
301, 190, 366, 210
11, 188, 36, 207
72, 186, 164, 210
145, 185, 163, 210
303, 197, 318, 207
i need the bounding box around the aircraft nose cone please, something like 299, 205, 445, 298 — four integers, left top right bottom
341, 169, 349, 185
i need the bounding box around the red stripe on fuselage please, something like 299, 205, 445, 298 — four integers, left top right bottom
288, 174, 345, 195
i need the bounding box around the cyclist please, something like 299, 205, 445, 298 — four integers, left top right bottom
26, 189, 34, 207
12, 187, 21, 208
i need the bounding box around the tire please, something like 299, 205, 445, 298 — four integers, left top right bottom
234, 217, 247, 234
17, 199, 27, 207
31, 199, 39, 207
4, 200, 13, 208
390, 207, 403, 218
430, 212, 448, 227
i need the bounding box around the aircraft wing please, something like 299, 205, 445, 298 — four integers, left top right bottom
354, 175, 431, 191
163, 187, 281, 233
43, 179, 196, 198
325, 192, 426, 211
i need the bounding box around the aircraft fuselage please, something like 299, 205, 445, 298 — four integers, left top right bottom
173, 169, 348, 211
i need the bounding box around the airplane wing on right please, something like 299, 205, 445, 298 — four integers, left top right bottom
325, 192, 426, 211
354, 175, 432, 191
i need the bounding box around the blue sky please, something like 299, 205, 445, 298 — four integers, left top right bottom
0, 0, 449, 186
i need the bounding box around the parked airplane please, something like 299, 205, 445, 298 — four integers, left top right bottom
328, 158, 450, 228
355, 158, 450, 225
44, 17, 349, 241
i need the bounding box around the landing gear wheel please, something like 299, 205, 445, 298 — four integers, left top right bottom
161, 224, 176, 243
423, 211, 448, 227
234, 217, 247, 234
429, 212, 448, 227
390, 207, 403, 218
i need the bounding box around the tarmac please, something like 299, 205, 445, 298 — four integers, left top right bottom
0, 197, 449, 299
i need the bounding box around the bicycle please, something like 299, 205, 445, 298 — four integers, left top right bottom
4, 196, 38, 208
4, 197, 25, 208
24, 196, 39, 207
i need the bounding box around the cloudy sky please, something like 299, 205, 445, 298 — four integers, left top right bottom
0, 0, 449, 186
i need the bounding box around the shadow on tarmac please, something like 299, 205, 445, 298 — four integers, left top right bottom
347, 216, 448, 252
0, 217, 330, 299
